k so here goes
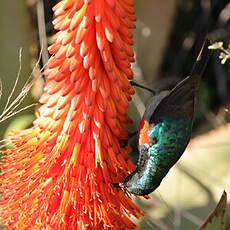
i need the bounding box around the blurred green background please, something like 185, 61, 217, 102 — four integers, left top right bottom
0, 0, 35, 136
0, 0, 229, 229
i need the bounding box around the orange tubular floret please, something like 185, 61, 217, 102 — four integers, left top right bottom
0, 0, 143, 229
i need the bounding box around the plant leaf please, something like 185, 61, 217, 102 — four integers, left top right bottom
199, 191, 227, 230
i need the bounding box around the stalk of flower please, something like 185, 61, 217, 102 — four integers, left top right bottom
0, 0, 143, 229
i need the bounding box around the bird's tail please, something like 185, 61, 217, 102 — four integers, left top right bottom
190, 38, 213, 78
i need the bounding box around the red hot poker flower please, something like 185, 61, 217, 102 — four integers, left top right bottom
0, 0, 143, 229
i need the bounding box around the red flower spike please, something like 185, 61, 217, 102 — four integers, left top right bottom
0, 0, 143, 229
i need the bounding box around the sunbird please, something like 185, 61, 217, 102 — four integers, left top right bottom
115, 39, 212, 195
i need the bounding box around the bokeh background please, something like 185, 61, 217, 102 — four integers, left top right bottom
0, 0, 229, 229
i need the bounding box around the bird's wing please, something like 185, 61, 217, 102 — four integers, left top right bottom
143, 91, 170, 122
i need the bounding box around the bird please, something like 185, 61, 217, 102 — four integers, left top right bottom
114, 39, 212, 196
